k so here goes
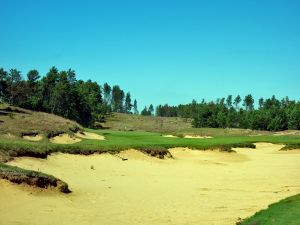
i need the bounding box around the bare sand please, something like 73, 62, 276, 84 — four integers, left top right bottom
163, 134, 178, 138
75, 131, 105, 140
49, 133, 82, 144
274, 130, 300, 136
1, 143, 300, 225
23, 134, 43, 142
184, 135, 212, 139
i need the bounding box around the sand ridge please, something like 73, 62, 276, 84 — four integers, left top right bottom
1, 143, 300, 225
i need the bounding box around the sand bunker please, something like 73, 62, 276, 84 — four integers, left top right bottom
184, 134, 212, 139
274, 130, 300, 136
163, 134, 178, 138
75, 131, 105, 140
23, 134, 43, 142
50, 133, 81, 144
1, 143, 300, 225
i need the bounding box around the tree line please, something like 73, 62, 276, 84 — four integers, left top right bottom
156, 95, 300, 131
0, 67, 138, 126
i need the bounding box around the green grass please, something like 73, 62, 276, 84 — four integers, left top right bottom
239, 194, 300, 225
1, 129, 300, 161
79, 129, 300, 150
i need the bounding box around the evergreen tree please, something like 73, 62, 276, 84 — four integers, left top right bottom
103, 82, 111, 104
243, 94, 254, 111
149, 104, 154, 116
125, 92, 132, 113
226, 95, 232, 109
141, 106, 149, 116
234, 95, 241, 110
133, 99, 138, 114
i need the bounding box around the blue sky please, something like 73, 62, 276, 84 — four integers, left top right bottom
1, 0, 299, 108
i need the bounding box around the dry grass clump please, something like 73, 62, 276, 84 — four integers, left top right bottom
0, 164, 70, 193
136, 146, 173, 159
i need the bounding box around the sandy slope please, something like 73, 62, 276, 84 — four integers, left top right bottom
1, 143, 300, 225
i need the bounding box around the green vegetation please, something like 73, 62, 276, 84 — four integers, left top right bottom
238, 194, 300, 225
0, 67, 138, 126
156, 95, 300, 131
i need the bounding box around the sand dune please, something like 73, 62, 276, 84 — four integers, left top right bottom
1, 143, 300, 225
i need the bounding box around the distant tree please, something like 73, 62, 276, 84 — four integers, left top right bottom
226, 95, 232, 109
112, 85, 122, 112
27, 70, 40, 86
287, 105, 300, 130
141, 106, 149, 116
133, 99, 138, 114
103, 82, 111, 104
148, 104, 154, 116
281, 96, 290, 108
234, 95, 241, 110
120, 90, 125, 112
243, 94, 254, 111
125, 92, 132, 113
258, 98, 264, 109
41, 67, 59, 112
216, 111, 227, 128
23, 69, 42, 109
0, 68, 8, 102
7, 69, 23, 105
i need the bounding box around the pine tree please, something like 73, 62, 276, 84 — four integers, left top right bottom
133, 99, 138, 114
125, 92, 132, 113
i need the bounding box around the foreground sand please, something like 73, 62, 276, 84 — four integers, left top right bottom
1, 143, 300, 225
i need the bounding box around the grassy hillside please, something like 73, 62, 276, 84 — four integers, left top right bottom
100, 112, 193, 133
239, 194, 300, 225
0, 104, 82, 139
100, 113, 289, 137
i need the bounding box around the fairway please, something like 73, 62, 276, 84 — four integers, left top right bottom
1, 143, 299, 225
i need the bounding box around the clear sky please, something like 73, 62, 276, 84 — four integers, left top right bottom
1, 0, 299, 108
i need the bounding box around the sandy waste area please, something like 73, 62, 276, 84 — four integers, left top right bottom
1, 143, 300, 225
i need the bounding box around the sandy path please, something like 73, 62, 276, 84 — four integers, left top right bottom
1, 143, 300, 225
